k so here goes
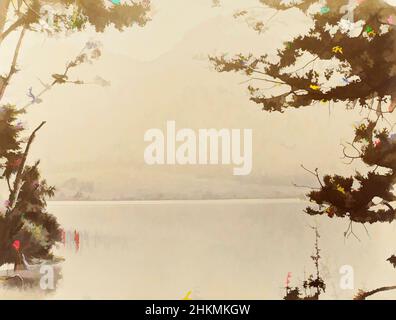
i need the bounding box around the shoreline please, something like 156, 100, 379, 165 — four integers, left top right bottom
47, 198, 306, 206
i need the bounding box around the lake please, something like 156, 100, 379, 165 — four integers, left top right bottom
1, 199, 396, 300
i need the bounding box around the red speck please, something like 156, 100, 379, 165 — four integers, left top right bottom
10, 158, 22, 168
74, 230, 80, 252
12, 240, 20, 251
285, 272, 292, 287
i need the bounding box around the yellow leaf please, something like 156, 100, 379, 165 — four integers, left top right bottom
332, 46, 343, 54
182, 291, 192, 300
337, 185, 346, 194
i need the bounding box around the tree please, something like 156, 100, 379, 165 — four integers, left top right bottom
284, 226, 326, 300
0, 0, 151, 272
211, 0, 396, 298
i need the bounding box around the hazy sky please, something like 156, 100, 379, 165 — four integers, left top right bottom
0, 0, 395, 199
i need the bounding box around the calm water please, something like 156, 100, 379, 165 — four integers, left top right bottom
1, 199, 396, 300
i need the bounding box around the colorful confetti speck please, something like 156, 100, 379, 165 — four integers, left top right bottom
320, 6, 330, 14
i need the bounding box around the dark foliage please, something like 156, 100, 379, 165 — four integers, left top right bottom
0, 0, 152, 268
387, 254, 396, 268
212, 0, 396, 299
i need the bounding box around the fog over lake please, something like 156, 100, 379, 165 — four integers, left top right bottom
1, 200, 395, 300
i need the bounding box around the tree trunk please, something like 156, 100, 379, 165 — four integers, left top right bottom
0, 26, 26, 102
0, 0, 10, 35
7, 121, 46, 214
13, 251, 25, 271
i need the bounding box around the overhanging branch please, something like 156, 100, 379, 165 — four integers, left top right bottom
355, 285, 396, 300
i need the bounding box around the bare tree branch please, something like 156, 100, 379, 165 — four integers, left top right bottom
0, 17, 25, 45
300, 164, 323, 187
355, 285, 396, 300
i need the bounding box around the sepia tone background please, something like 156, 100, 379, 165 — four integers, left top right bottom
2, 0, 395, 200
0, 0, 396, 300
